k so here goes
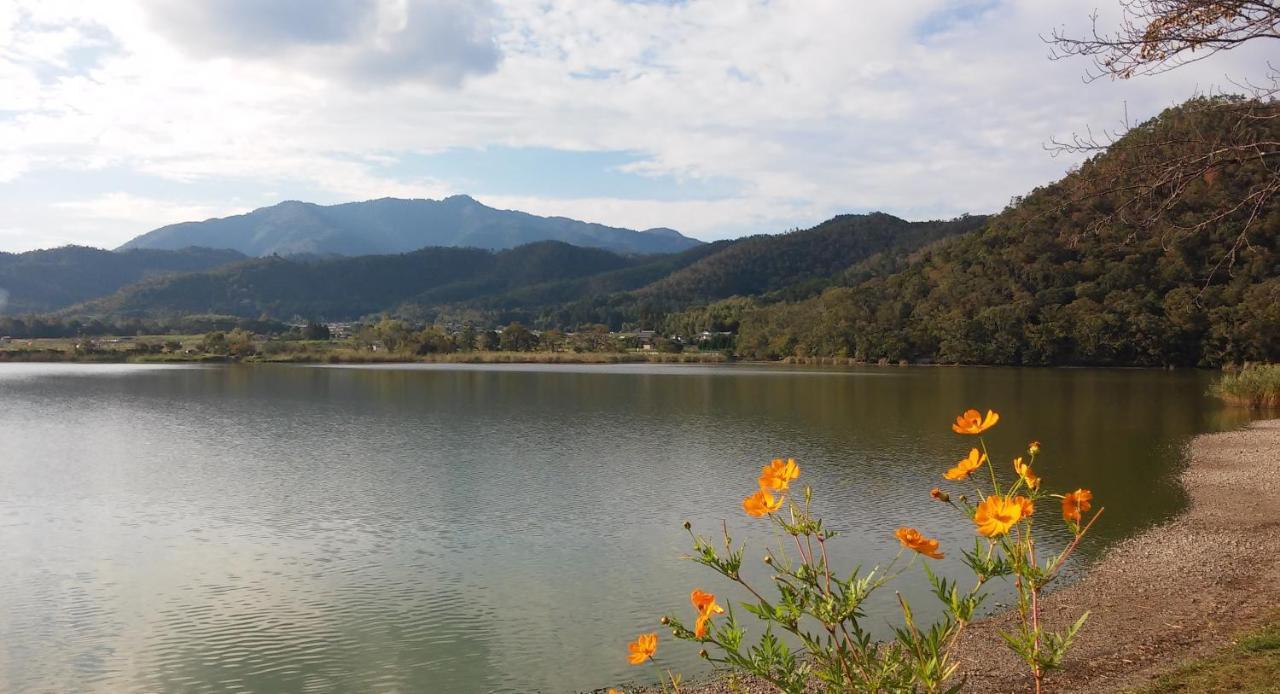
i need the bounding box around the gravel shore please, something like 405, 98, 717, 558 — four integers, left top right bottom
957, 418, 1280, 692
670, 419, 1280, 693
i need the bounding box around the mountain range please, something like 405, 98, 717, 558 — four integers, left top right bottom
72, 213, 982, 322
117, 195, 702, 256
2, 97, 1274, 368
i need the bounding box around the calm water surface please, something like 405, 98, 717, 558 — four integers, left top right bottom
0, 363, 1244, 692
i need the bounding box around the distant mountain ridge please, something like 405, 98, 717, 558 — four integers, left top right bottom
0, 246, 245, 314
72, 212, 980, 322
117, 195, 703, 256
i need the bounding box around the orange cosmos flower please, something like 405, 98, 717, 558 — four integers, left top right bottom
691, 588, 724, 637
743, 489, 784, 517
944, 448, 987, 480
1062, 488, 1093, 525
1013, 495, 1034, 518
627, 633, 658, 665
758, 457, 800, 491
691, 589, 723, 615
1012, 457, 1040, 490
973, 495, 1024, 537
894, 527, 944, 559
952, 409, 999, 435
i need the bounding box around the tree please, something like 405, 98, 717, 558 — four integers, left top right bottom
1048, 2, 1280, 266
458, 324, 478, 351
477, 329, 501, 351
226, 328, 257, 358
1049, 1, 1280, 79
200, 331, 228, 355
302, 322, 331, 340
499, 322, 539, 352
414, 326, 457, 354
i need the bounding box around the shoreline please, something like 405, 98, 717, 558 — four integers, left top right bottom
954, 417, 1280, 692
672, 418, 1280, 693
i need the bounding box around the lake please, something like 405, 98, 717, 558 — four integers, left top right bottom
0, 363, 1244, 692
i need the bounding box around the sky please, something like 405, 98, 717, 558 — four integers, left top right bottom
0, 0, 1271, 252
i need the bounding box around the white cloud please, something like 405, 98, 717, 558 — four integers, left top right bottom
0, 0, 1275, 251
53, 192, 245, 224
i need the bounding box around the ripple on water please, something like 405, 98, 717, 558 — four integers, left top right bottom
0, 363, 1236, 693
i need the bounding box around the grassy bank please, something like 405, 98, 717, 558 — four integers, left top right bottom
1131, 616, 1280, 693
1213, 364, 1280, 408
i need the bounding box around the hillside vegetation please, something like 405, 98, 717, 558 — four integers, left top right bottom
733, 98, 1279, 367
75, 242, 641, 321
0, 246, 245, 314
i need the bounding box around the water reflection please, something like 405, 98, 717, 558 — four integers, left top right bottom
0, 363, 1243, 692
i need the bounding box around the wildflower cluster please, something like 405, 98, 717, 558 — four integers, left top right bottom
615, 409, 1102, 693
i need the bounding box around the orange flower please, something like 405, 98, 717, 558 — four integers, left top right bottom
627, 633, 658, 665
758, 458, 800, 491
973, 495, 1024, 537
743, 489, 783, 517
944, 448, 987, 480
952, 409, 999, 435
1062, 488, 1093, 525
691, 589, 723, 615
691, 589, 724, 636
608, 690, 622, 694
1013, 495, 1034, 519
930, 487, 950, 503
895, 527, 944, 559
1012, 457, 1040, 490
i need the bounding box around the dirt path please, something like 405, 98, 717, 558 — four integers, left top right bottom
673, 419, 1280, 694
956, 418, 1280, 692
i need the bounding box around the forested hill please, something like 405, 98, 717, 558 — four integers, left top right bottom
69, 212, 982, 324
732, 98, 1280, 367
0, 246, 245, 314
74, 241, 641, 320
117, 195, 703, 256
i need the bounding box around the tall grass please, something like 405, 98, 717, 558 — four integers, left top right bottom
1214, 364, 1280, 408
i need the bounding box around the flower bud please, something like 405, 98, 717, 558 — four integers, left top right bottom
659, 616, 669, 625
1028, 441, 1041, 456
683, 520, 692, 530
930, 487, 950, 503
763, 554, 773, 565
699, 648, 709, 659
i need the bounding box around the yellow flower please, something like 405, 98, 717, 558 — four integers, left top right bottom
944, 448, 987, 480
894, 527, 944, 559
608, 690, 622, 694
758, 457, 800, 491
973, 495, 1023, 537
1062, 488, 1093, 525
743, 489, 783, 517
952, 408, 999, 435
627, 633, 658, 665
1012, 457, 1040, 490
